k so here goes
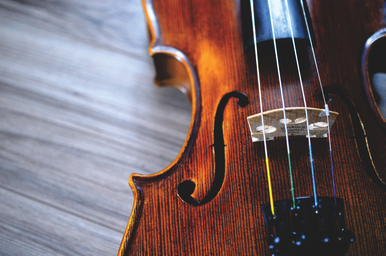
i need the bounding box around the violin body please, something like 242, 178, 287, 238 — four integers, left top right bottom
119, 0, 386, 255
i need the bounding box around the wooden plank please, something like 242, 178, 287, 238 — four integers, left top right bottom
0, 188, 122, 256
0, 0, 149, 58
0, 0, 192, 255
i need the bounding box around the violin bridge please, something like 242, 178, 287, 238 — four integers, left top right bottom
247, 107, 339, 142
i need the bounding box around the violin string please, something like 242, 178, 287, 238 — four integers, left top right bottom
299, 0, 336, 205
249, 0, 275, 217
284, 0, 318, 207
267, 0, 296, 208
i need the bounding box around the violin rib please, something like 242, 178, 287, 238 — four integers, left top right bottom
118, 0, 201, 254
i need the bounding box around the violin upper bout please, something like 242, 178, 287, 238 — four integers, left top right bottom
141, 0, 202, 104
118, 2, 203, 255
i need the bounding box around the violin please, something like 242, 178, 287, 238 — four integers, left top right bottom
119, 0, 386, 255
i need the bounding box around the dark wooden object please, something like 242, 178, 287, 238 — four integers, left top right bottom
119, 0, 386, 255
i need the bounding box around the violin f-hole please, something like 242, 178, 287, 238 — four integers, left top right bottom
324, 86, 386, 191
177, 91, 249, 205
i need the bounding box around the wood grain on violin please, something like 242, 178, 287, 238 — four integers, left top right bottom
119, 0, 386, 255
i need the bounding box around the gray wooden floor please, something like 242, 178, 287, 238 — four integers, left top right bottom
0, 0, 191, 255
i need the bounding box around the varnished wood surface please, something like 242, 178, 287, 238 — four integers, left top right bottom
0, 0, 191, 255
119, 0, 386, 255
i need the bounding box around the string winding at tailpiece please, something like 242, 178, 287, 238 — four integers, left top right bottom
249, 0, 275, 217
284, 0, 319, 207
246, 0, 354, 255
299, 0, 338, 205
266, 0, 295, 211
